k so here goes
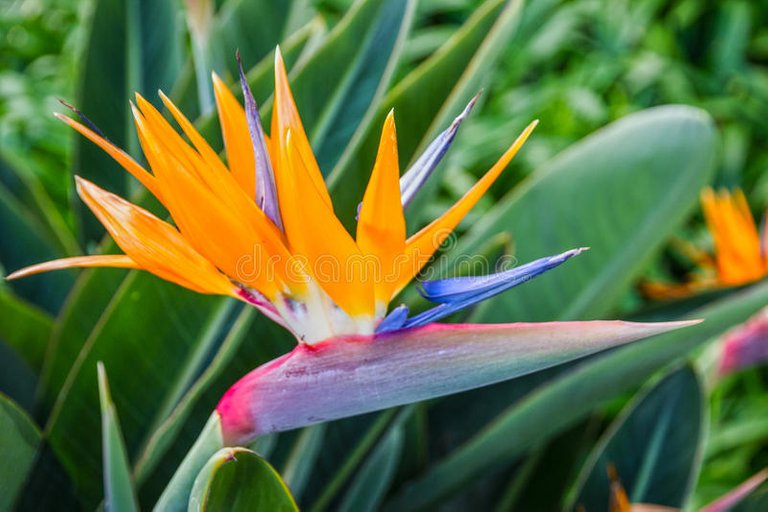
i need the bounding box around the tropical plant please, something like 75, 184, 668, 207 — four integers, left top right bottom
2, 0, 768, 511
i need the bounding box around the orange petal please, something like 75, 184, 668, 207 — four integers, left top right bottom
638, 279, 713, 300
272, 47, 332, 208
281, 130, 374, 315
393, 120, 538, 294
55, 113, 163, 201
130, 100, 299, 298
6, 255, 139, 280
356, 111, 406, 307
75, 177, 238, 297
212, 73, 257, 196
701, 188, 765, 285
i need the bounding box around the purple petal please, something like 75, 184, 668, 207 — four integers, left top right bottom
216, 319, 698, 444
403, 248, 586, 328
237, 52, 283, 231
399, 93, 479, 208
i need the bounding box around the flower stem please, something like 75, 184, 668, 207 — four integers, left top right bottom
154, 413, 224, 511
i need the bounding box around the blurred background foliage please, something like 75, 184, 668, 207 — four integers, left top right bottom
2, 0, 768, 510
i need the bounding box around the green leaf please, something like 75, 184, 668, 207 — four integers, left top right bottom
307, 407, 414, 512
193, 18, 326, 141
337, 425, 404, 512
385, 280, 768, 510
0, 392, 41, 511
328, 0, 525, 227
73, 0, 182, 242
0, 151, 79, 257
188, 447, 298, 512
97, 362, 139, 512
154, 414, 225, 512
568, 365, 705, 511
210, 0, 317, 80
283, 0, 416, 173
0, 181, 74, 314
280, 425, 326, 501
0, 290, 52, 372
43, 275, 236, 506
455, 105, 717, 322
38, 265, 128, 412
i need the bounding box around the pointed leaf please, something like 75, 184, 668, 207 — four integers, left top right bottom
43, 276, 237, 506
569, 365, 705, 511
329, 0, 525, 226
337, 425, 404, 512
0, 392, 41, 511
263, 0, 416, 174
73, 0, 182, 242
0, 181, 74, 313
0, 291, 52, 371
454, 105, 717, 322
97, 363, 139, 512
280, 425, 326, 501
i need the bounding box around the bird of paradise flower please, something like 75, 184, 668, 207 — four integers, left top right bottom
642, 188, 768, 299
7, 49, 695, 508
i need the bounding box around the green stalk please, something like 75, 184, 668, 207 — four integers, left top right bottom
154, 413, 224, 511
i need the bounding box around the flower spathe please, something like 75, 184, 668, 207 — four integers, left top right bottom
642, 188, 768, 299
9, 49, 698, 467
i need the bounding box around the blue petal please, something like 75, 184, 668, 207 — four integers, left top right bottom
237, 53, 283, 230
399, 93, 479, 208
375, 304, 410, 333
403, 248, 586, 328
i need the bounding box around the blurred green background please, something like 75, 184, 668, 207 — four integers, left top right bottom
2, 0, 768, 510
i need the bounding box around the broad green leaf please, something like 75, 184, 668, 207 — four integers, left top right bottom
0, 290, 52, 371
174, 0, 323, 119
132, 308, 254, 484
0, 392, 41, 511
280, 425, 326, 501
569, 365, 705, 511
307, 407, 414, 512
385, 279, 768, 510
97, 362, 139, 512
38, 264, 128, 411
0, 151, 79, 257
497, 422, 598, 511
154, 414, 225, 512
210, 0, 317, 80
455, 105, 717, 323
43, 274, 236, 506
405, 105, 717, 463
337, 425, 404, 512
188, 447, 297, 512
328, 0, 525, 227
282, 0, 415, 173
194, 19, 326, 141
136, 311, 292, 507
73, 0, 182, 242
0, 181, 73, 314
